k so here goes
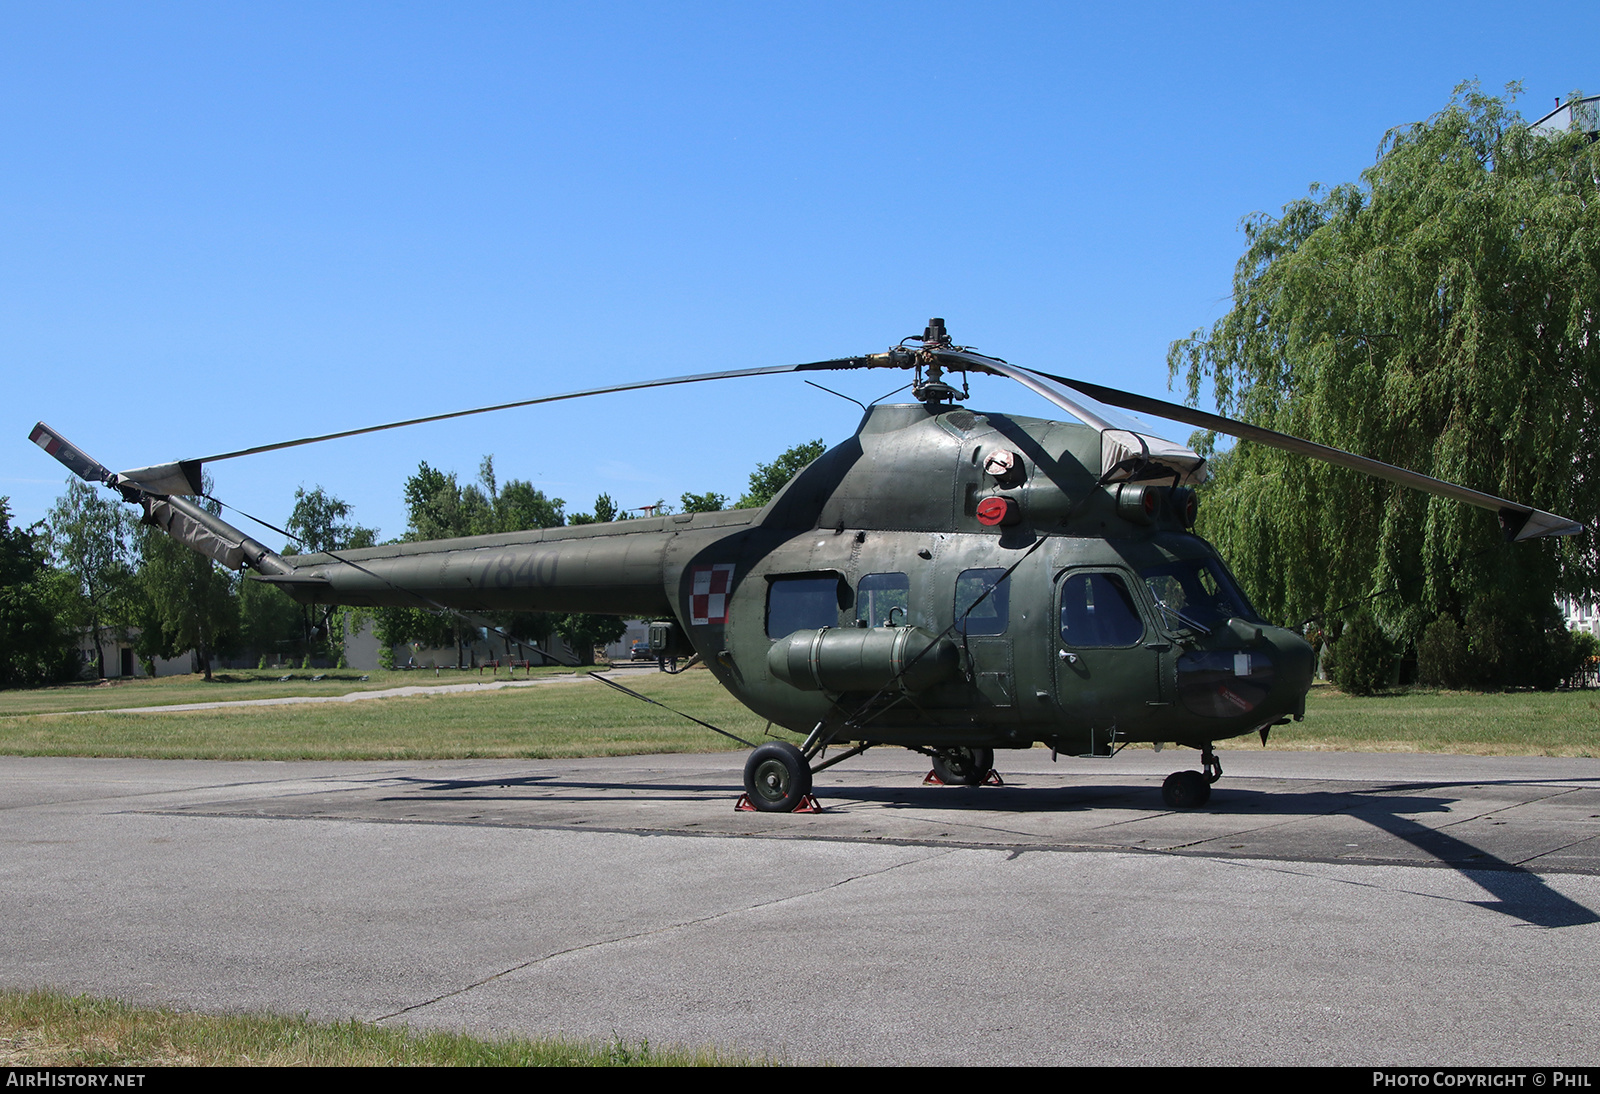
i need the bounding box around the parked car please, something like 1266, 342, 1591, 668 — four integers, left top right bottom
629, 640, 654, 661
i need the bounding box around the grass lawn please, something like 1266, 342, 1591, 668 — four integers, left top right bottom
0, 667, 770, 760
0, 988, 766, 1066
1273, 683, 1600, 757
0, 670, 1595, 759
0, 665, 595, 717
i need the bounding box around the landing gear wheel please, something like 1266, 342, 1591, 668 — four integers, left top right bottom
930, 747, 994, 786
1162, 770, 1211, 808
743, 742, 813, 812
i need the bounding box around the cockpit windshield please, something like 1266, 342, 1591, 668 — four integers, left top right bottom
1140, 557, 1263, 633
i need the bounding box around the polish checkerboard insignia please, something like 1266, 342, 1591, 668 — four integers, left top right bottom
690, 563, 735, 625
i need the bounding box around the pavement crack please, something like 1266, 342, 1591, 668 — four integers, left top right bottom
370, 847, 956, 1023
1513, 831, 1599, 869
1426, 785, 1580, 835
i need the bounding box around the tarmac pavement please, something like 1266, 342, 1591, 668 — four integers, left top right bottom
2, 748, 1598, 1065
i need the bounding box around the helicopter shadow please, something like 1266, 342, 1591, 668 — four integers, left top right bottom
842, 777, 1600, 929
367, 770, 1597, 929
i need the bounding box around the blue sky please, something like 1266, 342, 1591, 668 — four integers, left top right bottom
3, 1, 1594, 542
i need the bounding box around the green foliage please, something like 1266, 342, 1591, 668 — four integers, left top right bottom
404, 456, 564, 541
381, 457, 567, 661
237, 576, 304, 666
239, 487, 379, 668
552, 614, 628, 665
735, 440, 826, 509
0, 499, 79, 688
1416, 616, 1474, 689
679, 491, 728, 513
134, 495, 240, 681
1169, 83, 1600, 688
569, 492, 630, 526
1571, 630, 1600, 689
47, 479, 139, 677
1327, 617, 1394, 696
374, 606, 456, 658
285, 486, 377, 554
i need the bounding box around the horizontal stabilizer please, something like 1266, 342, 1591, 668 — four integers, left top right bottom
250, 572, 333, 586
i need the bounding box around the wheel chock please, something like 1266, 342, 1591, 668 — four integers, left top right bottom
923, 769, 1005, 787
735, 793, 824, 813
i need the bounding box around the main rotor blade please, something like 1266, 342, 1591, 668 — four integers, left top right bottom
1027, 367, 1584, 542
194, 356, 886, 464
935, 350, 1115, 430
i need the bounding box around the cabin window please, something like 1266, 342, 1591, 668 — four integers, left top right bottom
955, 568, 1009, 635
766, 576, 841, 639
856, 572, 910, 627
1060, 571, 1144, 648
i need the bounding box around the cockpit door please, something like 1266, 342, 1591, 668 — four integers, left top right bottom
1052, 567, 1165, 750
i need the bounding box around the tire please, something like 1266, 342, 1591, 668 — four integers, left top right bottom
743, 742, 813, 812
1162, 769, 1211, 808
930, 746, 994, 786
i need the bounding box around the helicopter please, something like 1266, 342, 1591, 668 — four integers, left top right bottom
29, 320, 1584, 812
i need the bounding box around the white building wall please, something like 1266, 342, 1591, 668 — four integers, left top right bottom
1561, 597, 1599, 637
603, 620, 651, 662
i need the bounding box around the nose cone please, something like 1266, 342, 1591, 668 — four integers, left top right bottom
1173, 623, 1315, 725
1263, 625, 1316, 713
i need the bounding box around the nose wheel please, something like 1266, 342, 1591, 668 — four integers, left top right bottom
1162, 745, 1222, 809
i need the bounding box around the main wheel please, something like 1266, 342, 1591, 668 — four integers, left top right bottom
1162, 769, 1211, 808
743, 742, 813, 812
930, 746, 994, 786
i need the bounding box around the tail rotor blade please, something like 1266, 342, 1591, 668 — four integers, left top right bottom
29, 423, 114, 486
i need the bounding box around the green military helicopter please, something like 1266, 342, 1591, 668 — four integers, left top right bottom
30, 320, 1583, 812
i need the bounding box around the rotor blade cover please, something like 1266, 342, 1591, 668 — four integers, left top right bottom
1099, 428, 1210, 486
115, 460, 204, 496
140, 494, 291, 575
938, 356, 1209, 486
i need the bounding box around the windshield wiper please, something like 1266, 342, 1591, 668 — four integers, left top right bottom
1154, 601, 1212, 636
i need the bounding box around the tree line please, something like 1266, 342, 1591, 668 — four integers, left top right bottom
0, 440, 824, 686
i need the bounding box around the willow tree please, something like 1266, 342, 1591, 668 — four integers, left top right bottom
1168, 84, 1599, 687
